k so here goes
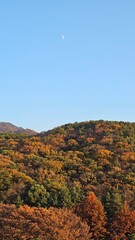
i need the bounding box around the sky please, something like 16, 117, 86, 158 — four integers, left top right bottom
0, 0, 135, 132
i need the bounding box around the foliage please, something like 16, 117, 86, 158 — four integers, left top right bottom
109, 203, 135, 239
0, 120, 135, 238
0, 204, 90, 240
75, 191, 107, 239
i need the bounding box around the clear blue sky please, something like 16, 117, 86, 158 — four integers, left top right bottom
0, 0, 135, 132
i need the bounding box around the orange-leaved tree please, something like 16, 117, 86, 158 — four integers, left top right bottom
75, 191, 107, 239
0, 204, 90, 240
109, 203, 135, 240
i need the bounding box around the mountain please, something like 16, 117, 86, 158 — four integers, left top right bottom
0, 120, 135, 239
0, 122, 37, 135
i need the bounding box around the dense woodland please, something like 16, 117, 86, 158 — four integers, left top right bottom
0, 120, 135, 239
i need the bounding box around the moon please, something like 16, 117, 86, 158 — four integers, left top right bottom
62, 35, 65, 40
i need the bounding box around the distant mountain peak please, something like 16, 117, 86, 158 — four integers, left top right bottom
0, 122, 37, 135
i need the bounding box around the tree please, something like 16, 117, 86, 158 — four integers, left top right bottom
75, 191, 107, 239
44, 180, 72, 208
109, 203, 135, 240
103, 190, 123, 221
0, 204, 90, 240
26, 183, 49, 207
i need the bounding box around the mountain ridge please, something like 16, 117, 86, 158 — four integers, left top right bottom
0, 122, 37, 135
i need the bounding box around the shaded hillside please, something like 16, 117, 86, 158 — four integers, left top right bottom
0, 122, 37, 135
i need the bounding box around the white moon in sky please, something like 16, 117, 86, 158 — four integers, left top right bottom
62, 35, 65, 40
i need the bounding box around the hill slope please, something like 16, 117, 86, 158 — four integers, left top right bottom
0, 120, 135, 239
0, 119, 134, 206
0, 122, 37, 135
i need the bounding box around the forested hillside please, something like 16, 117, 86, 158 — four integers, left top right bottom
0, 120, 135, 239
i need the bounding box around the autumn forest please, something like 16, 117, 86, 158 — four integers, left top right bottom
0, 120, 135, 239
